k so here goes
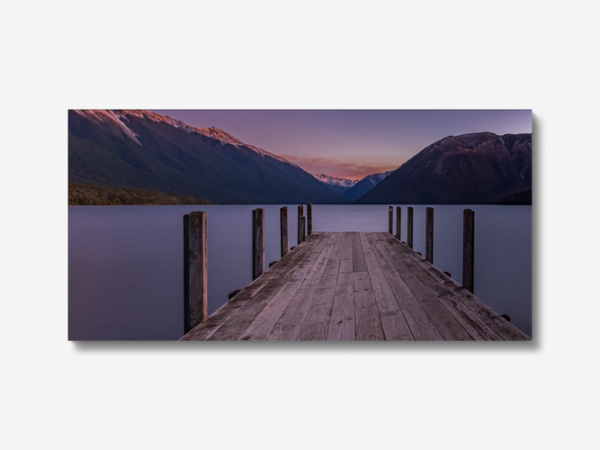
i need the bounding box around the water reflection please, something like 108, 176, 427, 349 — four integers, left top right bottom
69, 205, 531, 340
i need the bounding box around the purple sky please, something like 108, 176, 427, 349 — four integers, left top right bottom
151, 110, 531, 180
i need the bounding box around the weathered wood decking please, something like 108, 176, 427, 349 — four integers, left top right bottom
180, 232, 530, 341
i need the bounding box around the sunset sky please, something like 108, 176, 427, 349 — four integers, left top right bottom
151, 110, 532, 180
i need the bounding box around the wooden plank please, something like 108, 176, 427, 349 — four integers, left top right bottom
339, 258, 353, 274
434, 291, 504, 341
184, 231, 528, 342
180, 236, 323, 340
181, 233, 325, 341
445, 285, 531, 340
267, 234, 338, 340
296, 280, 338, 341
341, 232, 353, 258
329, 231, 345, 261
238, 235, 333, 341
338, 232, 353, 273
369, 235, 444, 340
364, 232, 425, 341
376, 233, 494, 341
353, 271, 385, 341
383, 235, 518, 339
306, 231, 332, 258
382, 235, 530, 340
380, 232, 488, 340
252, 208, 265, 280
379, 311, 415, 341
184, 211, 207, 333
326, 271, 355, 340
297, 234, 345, 340
373, 233, 473, 340
352, 232, 367, 272
280, 206, 289, 257
361, 233, 403, 314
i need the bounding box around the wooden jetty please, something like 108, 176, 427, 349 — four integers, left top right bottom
181, 222, 530, 341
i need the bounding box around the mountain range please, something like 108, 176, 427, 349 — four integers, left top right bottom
69, 110, 344, 204
69, 110, 531, 205
355, 132, 532, 204
339, 170, 395, 202
312, 174, 358, 195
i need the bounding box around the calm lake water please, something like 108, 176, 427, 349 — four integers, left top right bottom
68, 204, 532, 340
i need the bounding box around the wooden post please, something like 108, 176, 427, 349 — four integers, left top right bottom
463, 208, 475, 293
298, 205, 304, 244
388, 206, 393, 234
301, 217, 305, 242
280, 206, 289, 257
252, 208, 265, 280
395, 207, 401, 240
425, 207, 434, 263
184, 211, 207, 334
407, 207, 414, 249
307, 203, 313, 236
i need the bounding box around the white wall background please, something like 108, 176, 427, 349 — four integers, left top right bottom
1, 1, 598, 449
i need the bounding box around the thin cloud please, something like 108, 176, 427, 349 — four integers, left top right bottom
281, 155, 403, 180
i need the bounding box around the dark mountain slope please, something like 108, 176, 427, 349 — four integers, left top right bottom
355, 132, 531, 204
68, 110, 345, 204
341, 170, 394, 202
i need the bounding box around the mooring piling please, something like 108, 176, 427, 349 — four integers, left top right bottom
280, 206, 289, 257
395, 206, 401, 240
298, 205, 304, 244
463, 208, 475, 293
425, 207, 434, 263
407, 207, 414, 249
183, 211, 208, 333
252, 208, 265, 280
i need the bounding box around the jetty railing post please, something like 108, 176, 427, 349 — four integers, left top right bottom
301, 217, 305, 242
395, 207, 401, 240
252, 208, 265, 280
463, 209, 475, 293
307, 203, 313, 236
425, 207, 434, 263
280, 206, 289, 257
184, 211, 207, 334
388, 206, 393, 234
407, 207, 414, 248
298, 205, 304, 244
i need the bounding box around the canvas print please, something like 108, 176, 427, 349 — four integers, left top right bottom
68, 110, 532, 341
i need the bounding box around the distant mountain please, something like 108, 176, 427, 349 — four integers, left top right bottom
340, 170, 395, 202
355, 132, 532, 204
313, 173, 358, 195
69, 110, 345, 204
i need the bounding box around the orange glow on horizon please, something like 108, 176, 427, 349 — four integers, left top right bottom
280, 154, 403, 181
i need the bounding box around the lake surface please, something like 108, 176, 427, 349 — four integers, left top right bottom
68, 205, 532, 340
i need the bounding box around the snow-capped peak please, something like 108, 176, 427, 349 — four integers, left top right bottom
72, 109, 299, 168
364, 170, 395, 185
196, 127, 246, 147
73, 109, 144, 146
313, 174, 359, 187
